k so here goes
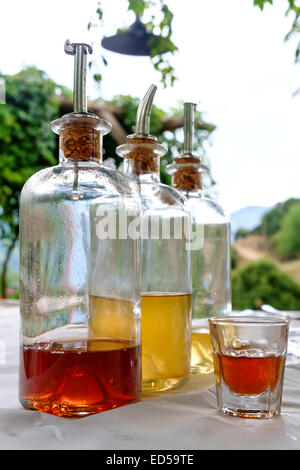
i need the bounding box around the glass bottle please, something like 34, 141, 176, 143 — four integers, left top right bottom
116, 85, 192, 392
19, 40, 141, 417
167, 103, 231, 375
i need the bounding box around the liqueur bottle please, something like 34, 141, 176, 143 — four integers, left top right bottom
19, 40, 141, 417
116, 85, 192, 392
167, 103, 231, 375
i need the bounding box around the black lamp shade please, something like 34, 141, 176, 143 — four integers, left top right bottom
101, 18, 169, 56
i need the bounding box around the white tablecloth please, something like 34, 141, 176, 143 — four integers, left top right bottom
1, 301, 300, 450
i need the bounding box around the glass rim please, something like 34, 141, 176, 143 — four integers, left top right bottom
209, 315, 289, 326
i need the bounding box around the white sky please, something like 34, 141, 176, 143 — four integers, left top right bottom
1, 0, 299, 213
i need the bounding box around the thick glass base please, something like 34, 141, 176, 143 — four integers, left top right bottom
215, 383, 283, 420
219, 405, 279, 419
142, 376, 188, 393
20, 397, 139, 418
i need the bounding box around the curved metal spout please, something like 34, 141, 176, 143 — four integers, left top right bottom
135, 84, 157, 136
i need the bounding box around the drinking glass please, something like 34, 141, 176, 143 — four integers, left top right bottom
209, 316, 289, 418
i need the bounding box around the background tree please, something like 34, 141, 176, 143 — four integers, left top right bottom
232, 258, 300, 310
254, 198, 300, 238
275, 202, 300, 259
0, 68, 60, 297
234, 228, 252, 240
254, 0, 300, 66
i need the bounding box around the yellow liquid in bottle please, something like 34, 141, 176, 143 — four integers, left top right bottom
141, 293, 192, 392
89, 295, 138, 346
191, 329, 214, 375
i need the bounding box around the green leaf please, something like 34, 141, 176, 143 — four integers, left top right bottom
253, 0, 273, 10
93, 73, 102, 83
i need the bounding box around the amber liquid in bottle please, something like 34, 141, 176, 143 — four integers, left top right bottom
215, 352, 284, 395
20, 296, 141, 417
20, 339, 141, 417
141, 293, 191, 392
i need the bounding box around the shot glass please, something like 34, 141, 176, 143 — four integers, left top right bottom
209, 316, 289, 418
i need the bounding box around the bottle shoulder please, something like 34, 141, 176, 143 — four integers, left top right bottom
139, 181, 189, 215
186, 195, 230, 224
20, 162, 140, 203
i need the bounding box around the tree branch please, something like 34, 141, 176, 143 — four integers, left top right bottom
57, 96, 216, 145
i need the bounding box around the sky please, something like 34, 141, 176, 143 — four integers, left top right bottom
0, 0, 299, 214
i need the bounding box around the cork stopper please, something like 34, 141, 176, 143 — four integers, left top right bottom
172, 162, 203, 191
117, 135, 167, 175
51, 114, 111, 163
167, 103, 208, 192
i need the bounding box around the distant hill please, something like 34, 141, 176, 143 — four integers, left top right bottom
230, 205, 270, 240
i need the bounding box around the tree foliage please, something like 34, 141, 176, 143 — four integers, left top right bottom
274, 202, 300, 259
234, 228, 251, 240
0, 67, 60, 296
258, 198, 300, 238
232, 258, 300, 310
254, 0, 300, 65
0, 67, 59, 241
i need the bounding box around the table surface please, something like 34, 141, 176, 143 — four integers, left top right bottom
1, 300, 300, 450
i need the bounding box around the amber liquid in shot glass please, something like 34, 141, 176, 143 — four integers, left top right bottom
209, 316, 289, 419
215, 350, 284, 396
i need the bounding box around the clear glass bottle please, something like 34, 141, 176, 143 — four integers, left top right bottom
167, 103, 231, 375
116, 85, 192, 392
19, 41, 141, 417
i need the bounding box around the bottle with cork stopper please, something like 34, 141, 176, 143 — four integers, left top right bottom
116, 85, 192, 392
167, 102, 231, 375
19, 40, 142, 417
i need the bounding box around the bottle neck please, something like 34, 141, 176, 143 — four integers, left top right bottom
172, 166, 203, 193
122, 156, 160, 183
117, 136, 166, 184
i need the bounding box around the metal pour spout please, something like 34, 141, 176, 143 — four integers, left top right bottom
135, 84, 157, 136
64, 39, 93, 114
183, 102, 196, 155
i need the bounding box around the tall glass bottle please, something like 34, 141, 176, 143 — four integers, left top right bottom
116, 85, 192, 392
167, 103, 231, 375
19, 40, 141, 417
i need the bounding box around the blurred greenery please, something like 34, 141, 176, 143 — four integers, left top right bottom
257, 198, 300, 238
232, 258, 300, 310
234, 228, 251, 240
0, 66, 216, 298
254, 0, 300, 69
231, 246, 238, 270
0, 67, 60, 298
274, 202, 300, 260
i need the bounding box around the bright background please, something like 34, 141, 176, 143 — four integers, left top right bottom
1, 0, 299, 214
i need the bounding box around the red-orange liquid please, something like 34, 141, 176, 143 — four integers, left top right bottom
216, 353, 284, 395
19, 339, 141, 417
